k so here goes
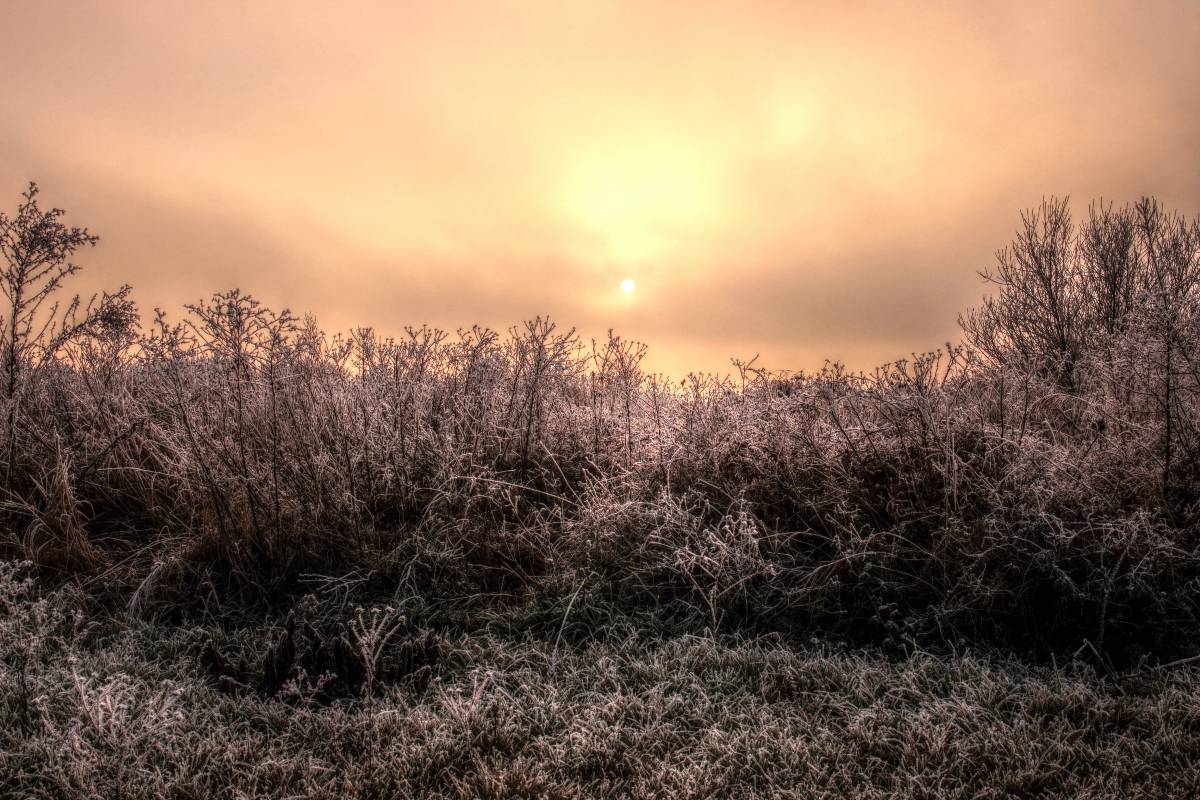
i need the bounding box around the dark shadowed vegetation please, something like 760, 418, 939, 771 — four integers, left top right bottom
3, 183, 1200, 796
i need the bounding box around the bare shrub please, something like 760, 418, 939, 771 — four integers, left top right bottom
2, 182, 1199, 660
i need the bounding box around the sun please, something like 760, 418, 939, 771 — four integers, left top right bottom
620, 278, 637, 294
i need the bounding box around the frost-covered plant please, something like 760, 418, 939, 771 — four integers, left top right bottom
665, 500, 778, 628
2, 182, 1200, 657
27, 663, 187, 799
350, 605, 408, 700
0, 560, 85, 732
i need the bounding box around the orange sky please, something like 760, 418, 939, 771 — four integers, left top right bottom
2, 1, 1199, 375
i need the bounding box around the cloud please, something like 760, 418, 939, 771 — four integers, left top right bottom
2, 0, 1198, 375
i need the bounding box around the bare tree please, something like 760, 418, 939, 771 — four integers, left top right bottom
1130, 198, 1200, 500
0, 182, 136, 485
961, 194, 1200, 500
959, 197, 1084, 386
1078, 200, 1140, 336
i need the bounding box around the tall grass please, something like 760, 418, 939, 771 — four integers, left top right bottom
3, 185, 1199, 662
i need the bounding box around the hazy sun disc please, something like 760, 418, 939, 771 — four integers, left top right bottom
620, 278, 637, 293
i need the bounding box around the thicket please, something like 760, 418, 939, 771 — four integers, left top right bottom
2, 184, 1199, 663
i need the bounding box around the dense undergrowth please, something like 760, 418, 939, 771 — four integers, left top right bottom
2, 185, 1199, 666
4, 184, 1200, 795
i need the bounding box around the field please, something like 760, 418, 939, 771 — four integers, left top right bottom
4, 567, 1200, 798
3, 187, 1200, 796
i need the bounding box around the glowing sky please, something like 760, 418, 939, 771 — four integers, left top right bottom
2, 1, 1198, 375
